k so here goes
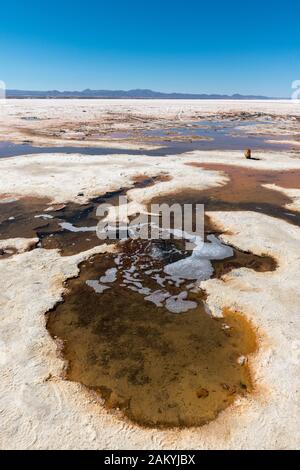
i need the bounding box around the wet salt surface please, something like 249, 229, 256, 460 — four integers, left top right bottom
0, 119, 298, 158
143, 119, 299, 151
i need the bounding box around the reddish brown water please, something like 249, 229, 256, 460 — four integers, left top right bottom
178, 164, 300, 226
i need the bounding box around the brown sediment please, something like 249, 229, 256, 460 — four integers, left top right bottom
131, 172, 172, 185
46, 239, 260, 428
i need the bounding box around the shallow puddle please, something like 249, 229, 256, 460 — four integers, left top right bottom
46, 236, 263, 428
46, 197, 276, 429
0, 175, 170, 257
143, 119, 299, 151
46, 172, 282, 428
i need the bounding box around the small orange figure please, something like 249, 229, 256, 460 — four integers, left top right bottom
244, 148, 252, 159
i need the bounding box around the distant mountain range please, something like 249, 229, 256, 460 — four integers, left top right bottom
5, 88, 282, 100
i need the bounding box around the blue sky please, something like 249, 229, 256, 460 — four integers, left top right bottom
0, 0, 299, 96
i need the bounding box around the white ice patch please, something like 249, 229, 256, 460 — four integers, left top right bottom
59, 222, 97, 232
164, 234, 233, 282
164, 257, 214, 281
237, 355, 247, 365
150, 245, 164, 259
123, 279, 144, 289
127, 285, 152, 295
144, 269, 156, 275
198, 234, 233, 260
152, 273, 166, 287
100, 267, 117, 283
86, 280, 110, 294
165, 292, 197, 314
34, 214, 54, 220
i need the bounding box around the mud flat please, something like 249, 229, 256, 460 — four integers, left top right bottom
1, 100, 300, 449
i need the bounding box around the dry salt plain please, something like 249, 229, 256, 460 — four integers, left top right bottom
0, 99, 300, 449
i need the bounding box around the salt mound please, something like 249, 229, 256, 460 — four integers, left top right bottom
164, 234, 233, 281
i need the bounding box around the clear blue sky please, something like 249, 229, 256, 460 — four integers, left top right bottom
0, 0, 299, 96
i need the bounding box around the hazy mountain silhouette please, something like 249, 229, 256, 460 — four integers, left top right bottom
6, 88, 281, 99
